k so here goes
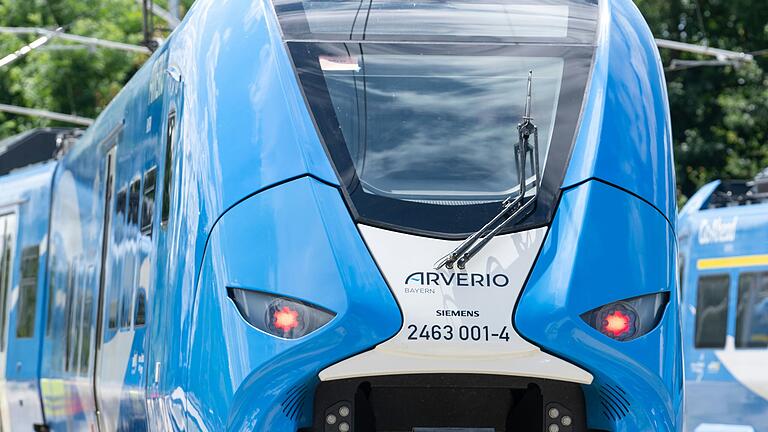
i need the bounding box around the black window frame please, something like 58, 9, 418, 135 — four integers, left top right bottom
695, 274, 731, 349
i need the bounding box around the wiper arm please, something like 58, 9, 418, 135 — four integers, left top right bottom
435, 70, 541, 270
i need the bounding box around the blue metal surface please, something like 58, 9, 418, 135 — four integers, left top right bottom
186, 177, 400, 430
516, 180, 682, 431
0, 0, 682, 430
563, 0, 677, 224
0, 161, 57, 430
679, 194, 768, 431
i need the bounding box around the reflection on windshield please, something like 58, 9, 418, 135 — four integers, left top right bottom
274, 0, 598, 44
322, 48, 563, 203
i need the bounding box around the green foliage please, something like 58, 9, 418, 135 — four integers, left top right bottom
636, 0, 768, 201
0, 0, 184, 137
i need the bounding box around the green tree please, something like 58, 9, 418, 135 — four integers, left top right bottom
636, 0, 768, 202
0, 0, 193, 137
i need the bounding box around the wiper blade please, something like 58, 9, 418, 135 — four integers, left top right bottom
435, 70, 541, 270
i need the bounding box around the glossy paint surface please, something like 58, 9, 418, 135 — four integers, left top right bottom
0, 161, 56, 431
187, 177, 400, 430
0, 0, 682, 430
679, 197, 768, 431
563, 0, 676, 224
516, 180, 682, 431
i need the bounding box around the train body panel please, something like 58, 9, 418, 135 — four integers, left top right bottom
679, 183, 768, 432
0, 161, 56, 431
563, 0, 676, 224
0, 0, 682, 430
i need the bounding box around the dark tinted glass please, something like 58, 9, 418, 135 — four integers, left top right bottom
16, 245, 39, 338
695, 275, 730, 348
128, 179, 141, 226
736, 273, 768, 348
0, 214, 13, 351
135, 290, 146, 326
116, 188, 127, 220
141, 167, 157, 236
161, 113, 177, 226
80, 279, 93, 375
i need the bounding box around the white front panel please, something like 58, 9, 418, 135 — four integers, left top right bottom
320, 225, 592, 384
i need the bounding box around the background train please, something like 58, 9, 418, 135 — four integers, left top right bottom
0, 0, 682, 430
679, 170, 768, 432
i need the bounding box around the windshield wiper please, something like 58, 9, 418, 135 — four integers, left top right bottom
435, 70, 541, 270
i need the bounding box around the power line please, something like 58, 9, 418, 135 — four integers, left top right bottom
0, 27, 150, 54
656, 38, 754, 62
0, 103, 93, 126
0, 27, 62, 68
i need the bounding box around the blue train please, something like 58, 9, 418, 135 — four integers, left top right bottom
680, 171, 768, 432
0, 0, 682, 430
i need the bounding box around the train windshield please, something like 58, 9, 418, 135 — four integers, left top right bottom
273, 0, 598, 236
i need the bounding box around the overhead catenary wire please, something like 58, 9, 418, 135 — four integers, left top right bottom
0, 26, 150, 54
0, 103, 93, 126
0, 27, 62, 68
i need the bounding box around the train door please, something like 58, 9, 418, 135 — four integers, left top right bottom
94, 146, 117, 431
5, 233, 45, 428
0, 212, 17, 431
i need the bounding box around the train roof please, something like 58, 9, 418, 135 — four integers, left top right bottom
0, 127, 74, 177
679, 175, 768, 260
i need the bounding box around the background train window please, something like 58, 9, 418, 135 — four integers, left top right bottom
141, 167, 157, 236
695, 274, 731, 348
128, 178, 141, 226
736, 272, 768, 348
16, 245, 40, 338
134, 290, 146, 327
161, 111, 176, 227
116, 187, 127, 220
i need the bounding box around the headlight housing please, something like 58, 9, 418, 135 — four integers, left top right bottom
580, 292, 669, 342
228, 287, 336, 339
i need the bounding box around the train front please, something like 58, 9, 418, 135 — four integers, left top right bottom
191, 0, 682, 431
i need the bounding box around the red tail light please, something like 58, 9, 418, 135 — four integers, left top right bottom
581, 292, 669, 342
228, 288, 335, 339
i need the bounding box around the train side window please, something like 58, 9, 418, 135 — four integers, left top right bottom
64, 265, 75, 372
736, 272, 768, 348
128, 179, 141, 226
16, 246, 40, 338
79, 268, 94, 375
116, 187, 127, 220
134, 290, 146, 327
695, 274, 730, 348
141, 167, 157, 237
108, 295, 118, 330
70, 270, 84, 373
0, 216, 10, 351
119, 255, 134, 329
161, 111, 177, 227
45, 258, 56, 337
